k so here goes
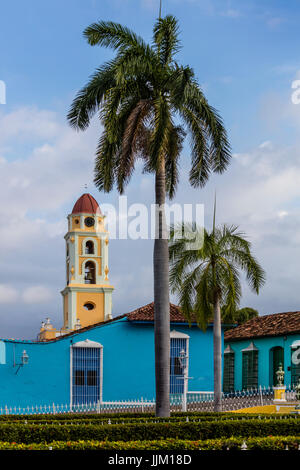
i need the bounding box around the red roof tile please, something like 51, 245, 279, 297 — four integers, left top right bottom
126, 302, 198, 323
72, 193, 101, 215
39, 303, 209, 342
224, 311, 300, 342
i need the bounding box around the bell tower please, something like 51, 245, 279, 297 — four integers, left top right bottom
60, 193, 114, 332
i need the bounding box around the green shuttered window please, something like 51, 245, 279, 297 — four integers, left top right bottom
223, 347, 235, 393
242, 350, 258, 389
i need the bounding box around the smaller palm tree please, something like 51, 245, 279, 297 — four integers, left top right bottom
169, 219, 265, 412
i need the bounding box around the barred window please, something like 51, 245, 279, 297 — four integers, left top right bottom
75, 370, 84, 386
72, 342, 102, 405
223, 349, 235, 393
242, 350, 258, 389
291, 346, 300, 387
87, 370, 98, 386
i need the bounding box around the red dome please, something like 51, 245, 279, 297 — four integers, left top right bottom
72, 193, 101, 215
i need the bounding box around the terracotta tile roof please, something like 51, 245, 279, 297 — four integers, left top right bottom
224, 311, 300, 342
126, 302, 198, 323
39, 302, 207, 343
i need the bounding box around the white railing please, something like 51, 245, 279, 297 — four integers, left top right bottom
0, 399, 156, 416
0, 385, 298, 416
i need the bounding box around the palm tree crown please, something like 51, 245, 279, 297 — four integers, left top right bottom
169, 223, 266, 328
67, 15, 231, 196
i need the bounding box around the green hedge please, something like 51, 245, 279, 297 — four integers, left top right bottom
0, 411, 219, 421
1, 419, 300, 443
1, 414, 299, 427
0, 436, 300, 450
0, 412, 298, 424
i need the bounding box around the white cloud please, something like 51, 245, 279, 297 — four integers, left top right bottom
0, 107, 60, 143
221, 8, 241, 18
0, 285, 19, 304
22, 286, 53, 304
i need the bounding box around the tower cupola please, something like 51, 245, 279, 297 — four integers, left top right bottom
60, 193, 114, 333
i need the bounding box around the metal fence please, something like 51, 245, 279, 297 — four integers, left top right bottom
0, 385, 298, 416
0, 399, 156, 416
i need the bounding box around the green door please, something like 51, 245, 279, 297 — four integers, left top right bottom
272, 347, 284, 386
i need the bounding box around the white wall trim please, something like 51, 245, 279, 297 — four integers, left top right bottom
170, 329, 190, 339
73, 339, 103, 348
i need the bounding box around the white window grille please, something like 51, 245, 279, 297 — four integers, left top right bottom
70, 339, 103, 406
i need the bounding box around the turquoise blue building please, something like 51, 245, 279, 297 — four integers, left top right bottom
224, 311, 300, 392
0, 303, 218, 407
0, 194, 222, 408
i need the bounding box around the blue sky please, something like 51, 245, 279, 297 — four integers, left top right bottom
1, 0, 300, 338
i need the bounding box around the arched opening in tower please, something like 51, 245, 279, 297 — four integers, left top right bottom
84, 261, 96, 284
85, 241, 94, 255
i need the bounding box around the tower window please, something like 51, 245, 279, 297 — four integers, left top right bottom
84, 261, 96, 284
85, 241, 94, 255
84, 303, 95, 311
85, 217, 95, 227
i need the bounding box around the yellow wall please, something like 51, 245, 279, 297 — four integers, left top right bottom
71, 217, 81, 230
71, 215, 105, 232
76, 291, 104, 327
39, 329, 57, 341
63, 294, 68, 328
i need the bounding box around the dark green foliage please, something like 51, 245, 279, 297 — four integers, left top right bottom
1, 418, 300, 444
169, 224, 265, 329
222, 306, 259, 326
67, 16, 231, 198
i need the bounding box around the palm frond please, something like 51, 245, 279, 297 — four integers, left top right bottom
148, 96, 173, 172
84, 20, 147, 51
94, 131, 119, 192
117, 99, 152, 192
153, 15, 181, 65
67, 60, 118, 130
165, 125, 185, 199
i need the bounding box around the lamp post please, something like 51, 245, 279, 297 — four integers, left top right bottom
179, 349, 188, 412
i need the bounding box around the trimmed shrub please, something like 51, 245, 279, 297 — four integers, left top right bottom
1, 418, 300, 443
0, 436, 300, 450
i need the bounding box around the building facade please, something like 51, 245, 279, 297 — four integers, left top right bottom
0, 194, 221, 408
224, 311, 300, 392
0, 304, 218, 407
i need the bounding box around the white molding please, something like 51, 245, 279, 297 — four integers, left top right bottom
170, 329, 190, 339
242, 341, 258, 352
224, 344, 234, 354
73, 339, 103, 348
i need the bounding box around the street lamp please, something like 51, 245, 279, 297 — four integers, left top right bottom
179, 349, 188, 412
14, 350, 29, 374
21, 350, 29, 365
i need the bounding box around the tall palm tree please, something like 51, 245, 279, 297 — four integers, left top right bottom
67, 15, 231, 417
169, 220, 265, 412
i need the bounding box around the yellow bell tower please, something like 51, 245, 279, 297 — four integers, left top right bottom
60, 193, 114, 332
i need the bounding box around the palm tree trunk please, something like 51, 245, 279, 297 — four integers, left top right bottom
154, 157, 170, 417
213, 292, 222, 412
